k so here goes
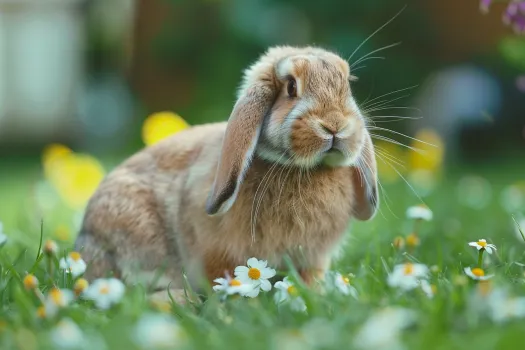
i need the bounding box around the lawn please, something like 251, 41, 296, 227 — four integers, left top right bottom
1, 154, 525, 350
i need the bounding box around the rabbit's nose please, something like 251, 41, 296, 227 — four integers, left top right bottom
320, 123, 338, 136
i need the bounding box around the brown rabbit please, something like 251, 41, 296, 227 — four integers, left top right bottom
75, 46, 378, 298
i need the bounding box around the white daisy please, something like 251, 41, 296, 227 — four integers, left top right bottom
50, 318, 84, 349
83, 278, 125, 309
486, 288, 525, 324
324, 271, 358, 299
234, 258, 276, 297
45, 288, 75, 317
387, 263, 429, 291
468, 239, 497, 254
420, 280, 435, 299
134, 313, 183, 349
59, 252, 87, 277
23, 274, 39, 291
0, 222, 8, 246
464, 267, 494, 281
274, 277, 307, 312
213, 274, 255, 297
406, 205, 433, 221
354, 307, 416, 350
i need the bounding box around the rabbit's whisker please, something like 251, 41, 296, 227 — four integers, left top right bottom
378, 154, 428, 208
367, 115, 422, 124
369, 133, 424, 154
276, 159, 295, 208
367, 126, 436, 147
251, 151, 288, 242
347, 6, 406, 62
351, 42, 401, 69
374, 147, 406, 168
362, 94, 412, 111
361, 85, 418, 108
363, 106, 421, 114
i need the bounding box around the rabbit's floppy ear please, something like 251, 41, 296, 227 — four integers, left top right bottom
206, 82, 276, 215
351, 131, 379, 220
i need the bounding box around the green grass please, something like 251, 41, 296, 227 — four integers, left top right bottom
1, 158, 525, 350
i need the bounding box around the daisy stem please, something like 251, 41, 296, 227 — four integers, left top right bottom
33, 288, 46, 304
413, 219, 420, 235
477, 249, 484, 268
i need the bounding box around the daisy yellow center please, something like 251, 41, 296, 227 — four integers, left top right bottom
36, 306, 46, 318
50, 288, 63, 305
471, 268, 485, 277
23, 275, 37, 290
230, 279, 242, 287
69, 252, 81, 262
248, 268, 261, 280
74, 279, 89, 294
477, 240, 487, 248
403, 263, 414, 275
287, 285, 299, 297
343, 277, 350, 285
406, 233, 419, 247
99, 285, 110, 295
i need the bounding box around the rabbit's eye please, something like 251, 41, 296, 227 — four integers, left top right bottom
287, 78, 297, 98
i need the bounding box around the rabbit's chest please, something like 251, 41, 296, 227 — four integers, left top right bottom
234, 164, 355, 259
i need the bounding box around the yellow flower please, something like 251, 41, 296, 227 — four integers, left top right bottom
44, 240, 59, 256
42, 143, 72, 177
36, 306, 46, 319
73, 279, 89, 297
406, 233, 420, 248
142, 111, 190, 146
23, 274, 39, 291
45, 152, 105, 209
408, 128, 444, 173
54, 225, 71, 242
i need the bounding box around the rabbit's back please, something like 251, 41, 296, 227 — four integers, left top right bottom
76, 122, 227, 287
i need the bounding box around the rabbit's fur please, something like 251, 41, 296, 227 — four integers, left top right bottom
75, 46, 378, 294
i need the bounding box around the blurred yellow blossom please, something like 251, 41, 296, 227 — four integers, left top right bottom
374, 140, 407, 183
142, 111, 190, 146
43, 149, 105, 210
406, 233, 420, 248
23, 274, 39, 291
54, 225, 72, 242
42, 143, 73, 177
36, 306, 46, 319
408, 129, 444, 173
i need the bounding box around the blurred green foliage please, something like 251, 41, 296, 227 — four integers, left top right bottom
151, 0, 437, 124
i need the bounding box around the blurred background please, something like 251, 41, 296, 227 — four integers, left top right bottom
0, 0, 524, 246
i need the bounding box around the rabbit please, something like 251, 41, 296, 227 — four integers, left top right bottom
74, 46, 379, 298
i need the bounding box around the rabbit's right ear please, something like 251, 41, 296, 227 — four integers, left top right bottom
206, 82, 276, 215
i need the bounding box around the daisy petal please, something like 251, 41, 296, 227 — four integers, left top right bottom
247, 258, 260, 268
260, 279, 272, 292
234, 266, 249, 275
261, 267, 276, 279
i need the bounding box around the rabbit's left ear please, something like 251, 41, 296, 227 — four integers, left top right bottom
206, 83, 276, 215
351, 131, 379, 220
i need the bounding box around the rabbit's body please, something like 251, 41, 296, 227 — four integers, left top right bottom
76, 46, 379, 294
77, 122, 354, 289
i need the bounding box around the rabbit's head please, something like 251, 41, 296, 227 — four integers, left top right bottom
206, 46, 377, 219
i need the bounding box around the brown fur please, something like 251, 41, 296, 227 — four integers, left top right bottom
75, 46, 378, 293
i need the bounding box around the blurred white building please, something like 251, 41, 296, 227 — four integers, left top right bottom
0, 0, 136, 147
